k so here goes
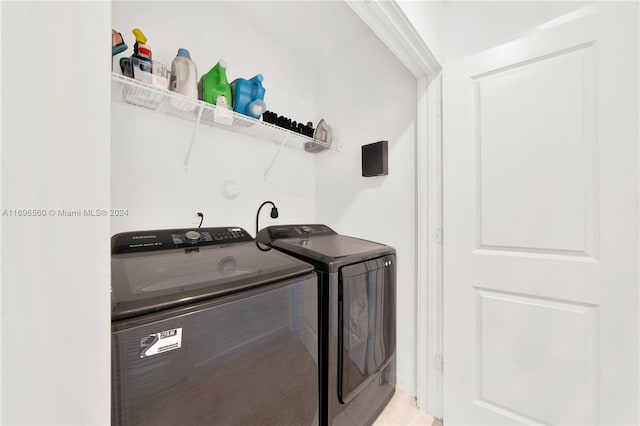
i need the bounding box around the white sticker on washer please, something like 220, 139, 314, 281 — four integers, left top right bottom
139, 328, 182, 358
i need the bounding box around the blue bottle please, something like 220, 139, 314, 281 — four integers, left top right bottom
230, 74, 266, 119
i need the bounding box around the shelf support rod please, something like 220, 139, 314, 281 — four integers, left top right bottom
184, 104, 204, 169
264, 134, 289, 181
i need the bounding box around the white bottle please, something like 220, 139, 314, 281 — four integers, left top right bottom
170, 48, 198, 101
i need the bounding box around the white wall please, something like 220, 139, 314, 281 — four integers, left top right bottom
1, 2, 111, 425
111, 2, 323, 234
111, 104, 317, 234
315, 32, 418, 394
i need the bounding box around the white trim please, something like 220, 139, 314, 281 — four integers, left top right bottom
416, 73, 444, 417
346, 0, 441, 79
424, 73, 444, 418
0, 0, 3, 417
346, 0, 443, 417
415, 75, 431, 412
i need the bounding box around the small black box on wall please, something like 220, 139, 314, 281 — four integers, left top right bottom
362, 140, 388, 177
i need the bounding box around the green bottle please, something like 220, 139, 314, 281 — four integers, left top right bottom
198, 60, 232, 108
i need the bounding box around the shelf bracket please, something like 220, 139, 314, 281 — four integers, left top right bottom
264, 134, 289, 181
184, 104, 204, 169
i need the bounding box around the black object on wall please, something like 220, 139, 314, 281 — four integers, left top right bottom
361, 140, 388, 177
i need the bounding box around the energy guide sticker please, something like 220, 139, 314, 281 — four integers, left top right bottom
139, 328, 182, 358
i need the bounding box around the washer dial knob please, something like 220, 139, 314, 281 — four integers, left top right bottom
184, 230, 201, 243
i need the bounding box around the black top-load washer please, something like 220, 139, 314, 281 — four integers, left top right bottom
111, 227, 319, 426
257, 224, 396, 426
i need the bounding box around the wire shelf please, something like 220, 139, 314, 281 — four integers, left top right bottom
111, 72, 337, 152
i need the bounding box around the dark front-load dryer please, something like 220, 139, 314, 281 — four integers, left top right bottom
111, 227, 319, 426
257, 224, 396, 426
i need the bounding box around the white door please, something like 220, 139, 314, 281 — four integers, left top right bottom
443, 3, 638, 425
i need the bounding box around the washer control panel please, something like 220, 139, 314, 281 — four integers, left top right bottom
112, 227, 253, 254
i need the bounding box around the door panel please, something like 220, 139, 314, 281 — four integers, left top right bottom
475, 288, 598, 425
475, 43, 596, 258
443, 4, 638, 425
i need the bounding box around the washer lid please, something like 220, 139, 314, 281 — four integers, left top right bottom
111, 238, 313, 320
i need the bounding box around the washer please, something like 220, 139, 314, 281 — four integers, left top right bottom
111, 226, 319, 425
257, 224, 396, 425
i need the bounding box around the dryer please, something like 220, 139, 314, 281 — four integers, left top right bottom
257, 224, 396, 425
111, 226, 319, 425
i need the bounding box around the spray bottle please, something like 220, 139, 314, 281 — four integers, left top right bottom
131, 28, 152, 73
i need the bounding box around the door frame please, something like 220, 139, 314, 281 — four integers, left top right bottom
346, 0, 443, 417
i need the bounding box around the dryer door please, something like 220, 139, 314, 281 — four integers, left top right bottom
338, 255, 395, 403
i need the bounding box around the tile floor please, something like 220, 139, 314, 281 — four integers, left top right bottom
372, 389, 436, 426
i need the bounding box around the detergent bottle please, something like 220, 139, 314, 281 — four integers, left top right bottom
230, 74, 267, 119
198, 60, 232, 108
169, 48, 198, 99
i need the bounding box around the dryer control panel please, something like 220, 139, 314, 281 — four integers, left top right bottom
112, 227, 253, 254
257, 224, 336, 244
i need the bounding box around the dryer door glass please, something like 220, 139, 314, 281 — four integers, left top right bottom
338, 255, 395, 403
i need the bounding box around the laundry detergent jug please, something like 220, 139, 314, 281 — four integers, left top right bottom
230, 74, 266, 119
170, 48, 198, 99
198, 60, 232, 108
